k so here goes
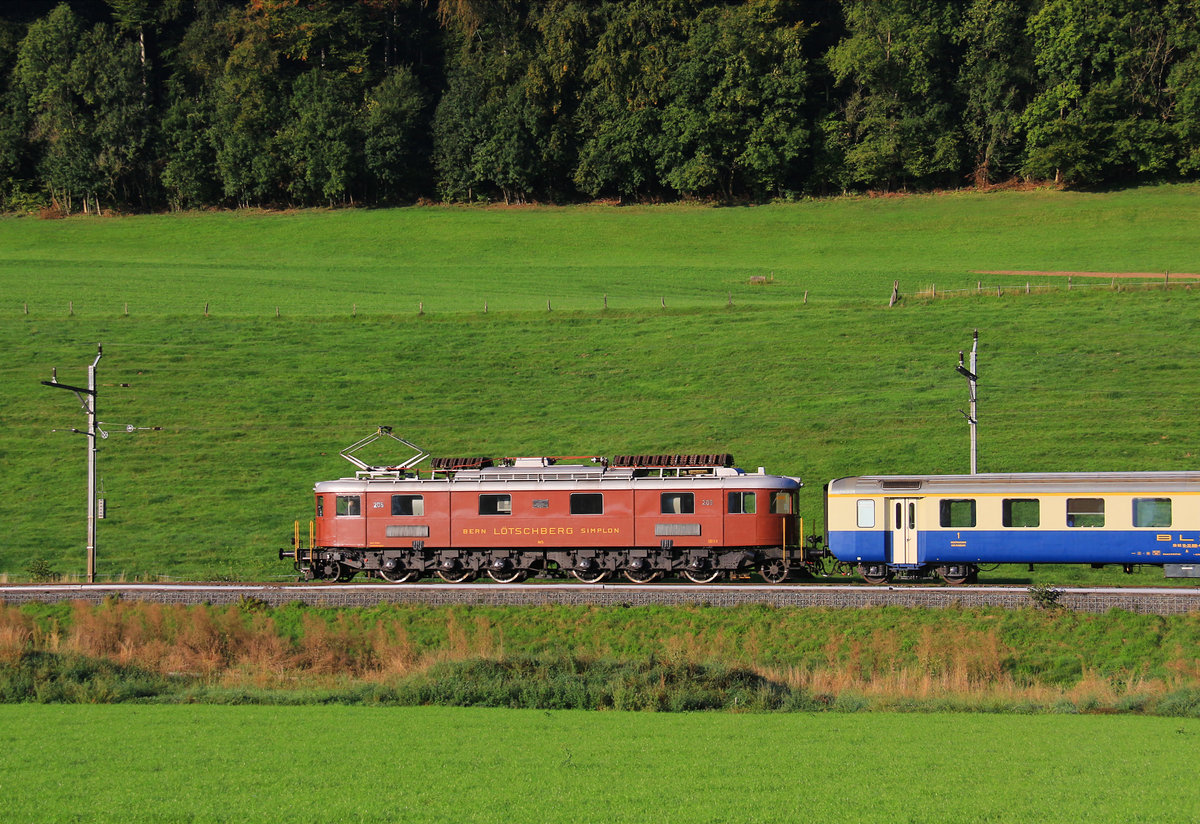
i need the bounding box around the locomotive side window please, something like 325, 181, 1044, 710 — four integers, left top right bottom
391, 495, 424, 516
856, 499, 875, 528
1133, 497, 1172, 527
1002, 498, 1040, 528
571, 493, 604, 514
316, 495, 324, 517
728, 492, 756, 514
770, 492, 794, 514
661, 492, 695, 514
479, 494, 512, 515
939, 499, 976, 528
336, 495, 361, 516
1066, 498, 1104, 527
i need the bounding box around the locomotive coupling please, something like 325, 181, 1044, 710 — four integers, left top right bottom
278, 547, 297, 561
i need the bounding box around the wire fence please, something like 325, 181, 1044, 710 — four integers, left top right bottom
902, 274, 1200, 302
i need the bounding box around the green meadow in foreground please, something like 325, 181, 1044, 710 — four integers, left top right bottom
2, 185, 1200, 579
1, 705, 1197, 823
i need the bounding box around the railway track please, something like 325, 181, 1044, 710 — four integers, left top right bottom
2, 582, 1199, 614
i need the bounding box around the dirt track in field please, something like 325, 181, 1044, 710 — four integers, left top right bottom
973, 270, 1199, 278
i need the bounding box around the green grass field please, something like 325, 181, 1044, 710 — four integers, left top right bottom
2, 185, 1200, 579
1, 705, 1197, 823
3, 185, 1198, 316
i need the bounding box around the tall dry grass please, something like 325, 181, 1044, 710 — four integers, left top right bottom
2, 600, 1197, 708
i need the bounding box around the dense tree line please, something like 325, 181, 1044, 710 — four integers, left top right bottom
1, 0, 1198, 211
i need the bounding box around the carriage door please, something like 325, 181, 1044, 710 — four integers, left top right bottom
887, 498, 918, 565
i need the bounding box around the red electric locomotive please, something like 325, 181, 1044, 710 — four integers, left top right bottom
282, 428, 808, 583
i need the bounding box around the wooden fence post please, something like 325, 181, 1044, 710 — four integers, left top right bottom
889, 280, 899, 307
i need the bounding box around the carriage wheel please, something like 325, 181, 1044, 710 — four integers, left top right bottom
937, 565, 975, 586
858, 563, 893, 585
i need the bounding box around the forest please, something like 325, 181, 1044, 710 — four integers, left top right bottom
1, 0, 1198, 211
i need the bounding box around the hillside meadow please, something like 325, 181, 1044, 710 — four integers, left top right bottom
2, 185, 1200, 580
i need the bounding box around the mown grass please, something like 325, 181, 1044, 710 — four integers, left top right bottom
1, 705, 1197, 823
2, 186, 1200, 580
3, 185, 1199, 316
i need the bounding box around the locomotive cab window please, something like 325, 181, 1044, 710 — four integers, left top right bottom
391, 495, 424, 516
316, 495, 324, 517
335, 495, 361, 516
661, 492, 695, 514
479, 494, 512, 516
770, 492, 794, 514
1003, 499, 1040, 528
1133, 498, 1171, 528
570, 493, 604, 515
939, 499, 976, 528
856, 499, 875, 528
1067, 498, 1104, 527
728, 492, 756, 514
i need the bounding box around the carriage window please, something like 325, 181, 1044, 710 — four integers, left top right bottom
856, 499, 875, 528
335, 495, 361, 516
728, 492, 756, 514
770, 492, 794, 514
939, 499, 976, 528
391, 495, 424, 516
571, 493, 604, 514
479, 494, 512, 515
1067, 498, 1104, 527
1133, 498, 1171, 528
661, 492, 694, 514
316, 495, 324, 517
1003, 499, 1040, 527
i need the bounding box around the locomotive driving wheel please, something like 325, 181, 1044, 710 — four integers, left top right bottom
571, 567, 611, 583
487, 567, 529, 584
379, 567, 420, 583
682, 564, 722, 584
623, 567, 662, 583
436, 558, 476, 583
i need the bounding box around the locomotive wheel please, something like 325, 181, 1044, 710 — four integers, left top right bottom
682, 567, 722, 584
379, 567, 420, 583
487, 567, 529, 584
858, 563, 893, 585
315, 560, 344, 582
570, 568, 612, 583
436, 568, 476, 583
758, 559, 788, 584
623, 567, 662, 583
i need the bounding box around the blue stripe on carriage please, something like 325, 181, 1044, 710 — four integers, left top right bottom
828, 530, 1200, 566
